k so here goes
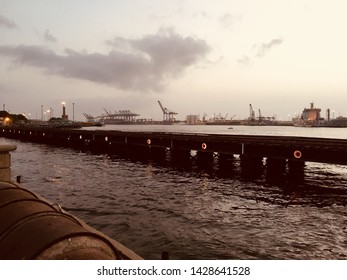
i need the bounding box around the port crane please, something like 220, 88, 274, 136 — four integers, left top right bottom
202, 113, 208, 123
103, 108, 112, 116
83, 113, 97, 122
158, 101, 178, 122
84, 108, 140, 124
249, 104, 255, 121
258, 109, 263, 121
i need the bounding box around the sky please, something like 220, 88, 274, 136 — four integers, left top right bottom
1, 0, 347, 121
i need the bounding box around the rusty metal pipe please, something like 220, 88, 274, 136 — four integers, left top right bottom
0, 181, 125, 259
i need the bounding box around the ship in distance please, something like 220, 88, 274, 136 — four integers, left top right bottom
293, 102, 347, 127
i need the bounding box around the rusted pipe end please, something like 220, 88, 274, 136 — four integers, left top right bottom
0, 144, 17, 182
0, 145, 17, 153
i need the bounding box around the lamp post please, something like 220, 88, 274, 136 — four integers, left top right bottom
4, 117, 10, 126
73, 102, 75, 122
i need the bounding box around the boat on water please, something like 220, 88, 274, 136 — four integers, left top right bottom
293, 103, 347, 127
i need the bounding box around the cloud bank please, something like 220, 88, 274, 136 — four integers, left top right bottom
0, 14, 18, 29
0, 28, 210, 91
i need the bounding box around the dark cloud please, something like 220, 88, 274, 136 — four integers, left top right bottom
43, 29, 57, 43
0, 14, 18, 29
255, 38, 283, 57
130, 28, 210, 77
0, 29, 210, 91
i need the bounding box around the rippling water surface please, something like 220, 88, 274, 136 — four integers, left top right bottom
2, 125, 347, 259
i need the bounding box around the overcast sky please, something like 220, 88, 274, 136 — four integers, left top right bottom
1, 0, 347, 121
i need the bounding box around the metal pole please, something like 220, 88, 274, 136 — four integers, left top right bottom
73, 102, 75, 122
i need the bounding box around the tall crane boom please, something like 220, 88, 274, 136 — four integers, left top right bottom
103, 108, 112, 116
157, 100, 177, 122
157, 101, 167, 114
249, 104, 255, 120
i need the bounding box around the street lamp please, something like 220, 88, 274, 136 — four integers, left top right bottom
4, 117, 10, 126
73, 102, 75, 122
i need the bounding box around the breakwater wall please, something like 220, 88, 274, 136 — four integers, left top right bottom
2, 126, 347, 165
3, 125, 347, 186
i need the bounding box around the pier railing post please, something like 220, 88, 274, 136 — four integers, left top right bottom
0, 145, 17, 182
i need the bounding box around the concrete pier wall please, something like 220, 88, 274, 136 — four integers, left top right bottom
2, 126, 345, 180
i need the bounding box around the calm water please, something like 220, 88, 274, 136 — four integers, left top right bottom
2, 125, 347, 259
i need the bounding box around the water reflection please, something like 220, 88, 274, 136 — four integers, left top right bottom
4, 137, 347, 259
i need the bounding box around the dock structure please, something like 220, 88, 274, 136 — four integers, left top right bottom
2, 127, 347, 176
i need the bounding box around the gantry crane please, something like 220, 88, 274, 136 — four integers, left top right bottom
83, 113, 97, 122
258, 109, 263, 121
158, 101, 178, 122
249, 104, 255, 121
103, 108, 112, 116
